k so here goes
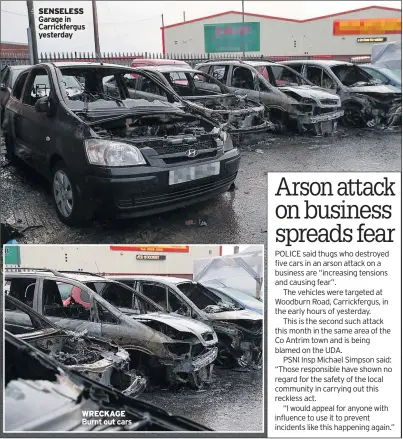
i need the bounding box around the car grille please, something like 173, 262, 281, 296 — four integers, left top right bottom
148, 139, 218, 156
163, 151, 218, 164
115, 172, 237, 209
320, 99, 339, 106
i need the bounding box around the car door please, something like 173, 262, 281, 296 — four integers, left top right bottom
38, 277, 102, 336
228, 65, 261, 101
0, 67, 11, 112
14, 66, 57, 172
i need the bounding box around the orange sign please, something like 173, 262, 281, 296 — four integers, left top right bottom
333, 18, 401, 35
110, 245, 189, 253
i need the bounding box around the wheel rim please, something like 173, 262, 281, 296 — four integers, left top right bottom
53, 170, 73, 217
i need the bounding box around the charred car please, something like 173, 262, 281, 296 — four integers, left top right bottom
5, 269, 218, 389
282, 60, 402, 128
196, 60, 343, 135
3, 62, 240, 225
128, 65, 271, 145
5, 331, 211, 431
5, 294, 146, 397
107, 275, 263, 369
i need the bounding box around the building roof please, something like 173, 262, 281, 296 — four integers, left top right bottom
161, 5, 401, 29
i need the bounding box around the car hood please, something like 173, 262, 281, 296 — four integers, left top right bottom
348, 84, 401, 94
131, 312, 213, 335
279, 85, 340, 102
207, 309, 263, 321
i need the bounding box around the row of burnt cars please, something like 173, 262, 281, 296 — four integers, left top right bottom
0, 58, 401, 224
3, 268, 263, 431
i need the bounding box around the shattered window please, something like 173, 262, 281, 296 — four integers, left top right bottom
209, 65, 229, 84
189, 71, 226, 94
322, 70, 336, 89
231, 66, 255, 90
7, 278, 37, 308
330, 64, 373, 87
22, 68, 53, 106
98, 282, 134, 309
96, 301, 119, 324
168, 290, 190, 316
306, 66, 323, 87
270, 65, 307, 86
43, 280, 91, 320
137, 76, 168, 98
176, 282, 217, 310
13, 71, 29, 100
141, 284, 167, 309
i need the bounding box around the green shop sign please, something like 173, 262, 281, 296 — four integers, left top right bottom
204, 22, 260, 53
4, 245, 20, 265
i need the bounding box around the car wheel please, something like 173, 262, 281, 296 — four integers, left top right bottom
341, 102, 366, 127
52, 161, 92, 225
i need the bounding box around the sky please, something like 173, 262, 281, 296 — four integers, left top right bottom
1, 1, 401, 54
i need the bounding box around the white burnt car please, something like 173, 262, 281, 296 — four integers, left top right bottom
5, 269, 218, 389
196, 60, 344, 135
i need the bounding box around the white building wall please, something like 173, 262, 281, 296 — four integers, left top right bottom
164, 8, 401, 56
15, 245, 221, 277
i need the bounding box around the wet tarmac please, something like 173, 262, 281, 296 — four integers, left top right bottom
1, 127, 401, 245
138, 367, 263, 432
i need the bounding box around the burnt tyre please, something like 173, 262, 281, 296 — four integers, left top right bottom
52, 162, 92, 225
341, 102, 367, 128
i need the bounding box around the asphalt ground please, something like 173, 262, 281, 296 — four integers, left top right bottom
138, 366, 263, 432
1, 126, 401, 245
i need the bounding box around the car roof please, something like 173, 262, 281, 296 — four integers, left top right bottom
198, 60, 246, 66
244, 61, 278, 67
108, 274, 192, 284
3, 64, 31, 71
283, 59, 353, 67
5, 269, 110, 283
50, 61, 136, 69
140, 65, 196, 73
132, 58, 189, 65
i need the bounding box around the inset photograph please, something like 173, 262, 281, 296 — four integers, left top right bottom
3, 244, 264, 432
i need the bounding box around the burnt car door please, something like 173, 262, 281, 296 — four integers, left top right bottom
37, 277, 103, 336
13, 66, 57, 172
0, 66, 11, 119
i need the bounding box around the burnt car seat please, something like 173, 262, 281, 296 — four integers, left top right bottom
232, 67, 255, 90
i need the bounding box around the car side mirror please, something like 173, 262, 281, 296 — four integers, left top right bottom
35, 96, 51, 113
0, 83, 6, 91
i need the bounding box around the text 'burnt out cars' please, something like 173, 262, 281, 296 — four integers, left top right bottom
5, 331, 211, 431
281, 60, 402, 128
2, 62, 240, 225
124, 65, 272, 145
195, 60, 344, 135
107, 275, 263, 369
5, 294, 147, 397
4, 269, 218, 389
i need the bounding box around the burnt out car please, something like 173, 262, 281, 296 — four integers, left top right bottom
107, 275, 263, 369
5, 294, 146, 397
0, 64, 31, 125
5, 331, 211, 431
129, 65, 272, 145
5, 269, 218, 389
282, 60, 402, 128
3, 62, 240, 225
196, 60, 343, 135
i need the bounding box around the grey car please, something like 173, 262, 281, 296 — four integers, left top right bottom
107, 275, 263, 369
282, 59, 401, 127
5, 269, 218, 389
196, 60, 343, 135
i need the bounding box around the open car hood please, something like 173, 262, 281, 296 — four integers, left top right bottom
279, 85, 340, 102
348, 84, 401, 94
131, 312, 213, 335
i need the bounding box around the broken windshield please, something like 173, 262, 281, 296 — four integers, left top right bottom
176, 282, 242, 313
330, 64, 374, 87
57, 66, 176, 111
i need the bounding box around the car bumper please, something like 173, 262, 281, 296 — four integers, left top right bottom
172, 347, 218, 373
230, 121, 273, 146
80, 150, 240, 218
